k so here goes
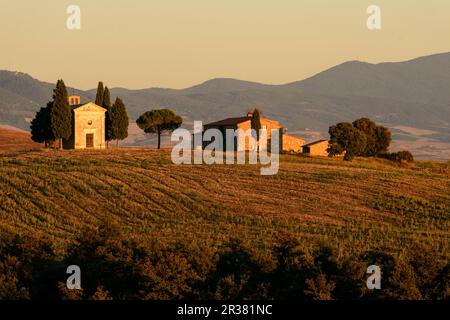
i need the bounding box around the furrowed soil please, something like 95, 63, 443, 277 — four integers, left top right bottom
0, 148, 449, 260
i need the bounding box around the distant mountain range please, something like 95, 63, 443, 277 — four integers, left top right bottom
1, 52, 449, 159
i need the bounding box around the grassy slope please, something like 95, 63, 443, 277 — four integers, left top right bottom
0, 127, 41, 153
0, 149, 449, 260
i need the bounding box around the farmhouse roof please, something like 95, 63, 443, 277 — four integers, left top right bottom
204, 114, 283, 129
284, 133, 305, 141
302, 139, 328, 147
204, 116, 250, 127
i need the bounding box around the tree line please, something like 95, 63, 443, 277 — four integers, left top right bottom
0, 224, 448, 300
30, 80, 129, 148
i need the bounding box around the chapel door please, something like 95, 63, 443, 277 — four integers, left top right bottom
86, 134, 94, 148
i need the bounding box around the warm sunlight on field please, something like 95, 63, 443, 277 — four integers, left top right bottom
0, 127, 41, 153
1, 148, 448, 261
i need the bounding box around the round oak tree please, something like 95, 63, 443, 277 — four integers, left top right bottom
136, 109, 182, 149
30, 102, 55, 147
352, 118, 391, 156
328, 122, 367, 161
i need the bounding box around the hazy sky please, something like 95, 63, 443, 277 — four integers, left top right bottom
1, 0, 449, 89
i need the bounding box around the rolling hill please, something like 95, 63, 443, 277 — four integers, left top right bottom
0, 126, 41, 153
1, 53, 449, 158
0, 149, 449, 261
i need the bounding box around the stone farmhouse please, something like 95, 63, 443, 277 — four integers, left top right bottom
63, 96, 107, 150
203, 112, 305, 153
202, 112, 330, 156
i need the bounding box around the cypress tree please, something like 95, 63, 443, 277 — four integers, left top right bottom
102, 86, 111, 109
95, 81, 104, 106
102, 87, 113, 147
50, 80, 72, 149
251, 108, 263, 151
110, 97, 129, 147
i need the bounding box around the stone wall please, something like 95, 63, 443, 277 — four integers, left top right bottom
283, 134, 305, 152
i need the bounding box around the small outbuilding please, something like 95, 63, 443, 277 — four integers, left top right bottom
302, 139, 329, 156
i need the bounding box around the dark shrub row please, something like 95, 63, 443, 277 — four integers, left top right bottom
377, 151, 414, 163
0, 225, 448, 300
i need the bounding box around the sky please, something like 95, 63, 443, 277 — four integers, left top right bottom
0, 0, 449, 90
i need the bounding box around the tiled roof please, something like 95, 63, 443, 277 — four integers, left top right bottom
302, 139, 328, 147
204, 117, 250, 127
284, 134, 305, 141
